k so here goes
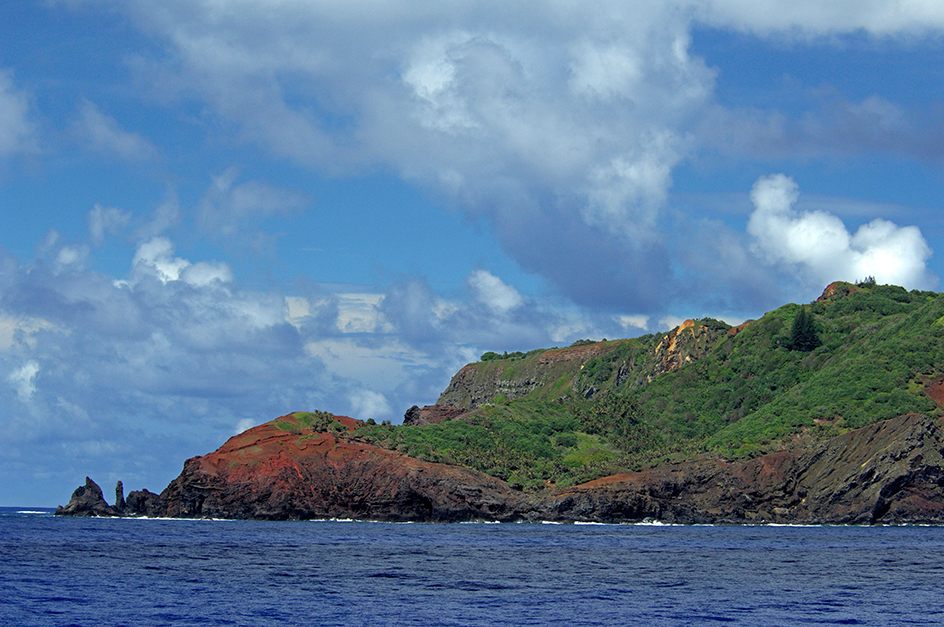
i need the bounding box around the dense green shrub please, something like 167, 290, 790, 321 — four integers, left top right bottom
292, 410, 337, 432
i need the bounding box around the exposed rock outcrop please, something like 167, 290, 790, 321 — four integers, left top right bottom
817, 281, 859, 302
124, 488, 165, 517
437, 342, 620, 409
55, 477, 122, 517
645, 319, 720, 382
438, 321, 733, 409
58, 413, 944, 524
115, 481, 125, 511
534, 413, 944, 525
153, 413, 522, 521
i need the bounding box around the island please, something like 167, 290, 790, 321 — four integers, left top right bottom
59, 281, 944, 524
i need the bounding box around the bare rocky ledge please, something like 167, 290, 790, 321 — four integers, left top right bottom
58, 412, 944, 524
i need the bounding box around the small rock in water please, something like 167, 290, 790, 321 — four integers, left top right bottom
54, 477, 122, 517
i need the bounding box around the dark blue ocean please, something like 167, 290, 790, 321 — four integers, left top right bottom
3, 508, 944, 626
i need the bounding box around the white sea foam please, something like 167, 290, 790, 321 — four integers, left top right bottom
309, 518, 423, 524
114, 515, 238, 522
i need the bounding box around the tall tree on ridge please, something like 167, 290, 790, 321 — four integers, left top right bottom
788, 306, 820, 352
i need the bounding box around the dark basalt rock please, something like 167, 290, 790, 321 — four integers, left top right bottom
115, 481, 126, 511
532, 413, 944, 525
56, 478, 167, 518
55, 477, 122, 517
124, 489, 166, 517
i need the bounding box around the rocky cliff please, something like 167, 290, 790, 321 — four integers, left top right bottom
59, 412, 944, 524
437, 319, 732, 409
436, 342, 620, 409
402, 404, 468, 426
55, 477, 123, 517
534, 413, 944, 524
133, 413, 519, 521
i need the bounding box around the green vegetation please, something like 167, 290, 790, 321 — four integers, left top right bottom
355, 396, 633, 490
273, 410, 343, 436
480, 348, 549, 362
350, 282, 944, 491
292, 410, 337, 432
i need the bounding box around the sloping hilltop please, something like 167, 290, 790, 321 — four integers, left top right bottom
356, 281, 944, 490
59, 281, 944, 523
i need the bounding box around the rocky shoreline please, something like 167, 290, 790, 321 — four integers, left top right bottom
58, 412, 944, 525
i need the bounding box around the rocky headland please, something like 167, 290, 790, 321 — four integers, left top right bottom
59, 411, 944, 524
56, 283, 944, 524
60, 413, 520, 522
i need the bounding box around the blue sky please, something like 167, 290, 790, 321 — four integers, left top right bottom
2, 1, 943, 506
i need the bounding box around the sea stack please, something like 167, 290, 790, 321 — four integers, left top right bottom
115, 481, 126, 511
55, 477, 122, 517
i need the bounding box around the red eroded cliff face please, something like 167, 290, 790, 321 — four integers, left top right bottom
156, 414, 521, 521
817, 281, 860, 302
158, 412, 944, 524
64, 412, 944, 524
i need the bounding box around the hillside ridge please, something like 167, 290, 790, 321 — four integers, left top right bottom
57, 281, 944, 523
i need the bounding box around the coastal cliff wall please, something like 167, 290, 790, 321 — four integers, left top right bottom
60, 412, 944, 525
437, 319, 733, 409
536, 413, 944, 525
154, 413, 520, 522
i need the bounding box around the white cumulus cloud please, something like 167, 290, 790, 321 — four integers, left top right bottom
131, 238, 192, 284
85, 1, 720, 311
47, 1, 944, 315
747, 174, 936, 290
131, 237, 232, 286
348, 390, 392, 421
181, 261, 234, 287
468, 270, 524, 314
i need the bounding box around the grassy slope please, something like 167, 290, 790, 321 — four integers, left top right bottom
354, 283, 944, 491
